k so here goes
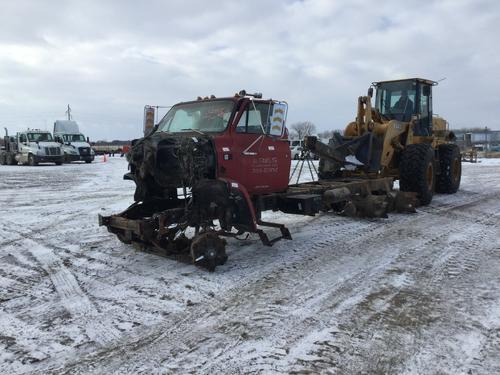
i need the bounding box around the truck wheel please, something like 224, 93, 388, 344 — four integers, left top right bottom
28, 154, 37, 166
8, 154, 17, 165
0, 154, 5, 165
399, 144, 435, 205
190, 232, 227, 272
436, 144, 461, 194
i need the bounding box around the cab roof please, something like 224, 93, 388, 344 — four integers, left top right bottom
21, 129, 51, 133
373, 78, 438, 86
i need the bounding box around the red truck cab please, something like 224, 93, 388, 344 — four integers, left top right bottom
153, 91, 291, 197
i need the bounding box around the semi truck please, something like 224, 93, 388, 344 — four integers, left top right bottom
0, 128, 64, 166
53, 120, 95, 163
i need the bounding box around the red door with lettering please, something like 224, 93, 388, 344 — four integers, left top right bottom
214, 100, 290, 196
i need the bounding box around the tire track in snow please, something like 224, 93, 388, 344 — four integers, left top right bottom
55, 203, 477, 374
25, 239, 121, 347
289, 213, 500, 374
102, 196, 498, 374
209, 214, 479, 374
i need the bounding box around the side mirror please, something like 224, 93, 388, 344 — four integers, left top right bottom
86, 137, 90, 143
367, 87, 374, 98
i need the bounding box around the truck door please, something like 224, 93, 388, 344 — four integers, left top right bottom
216, 100, 290, 195
415, 83, 433, 136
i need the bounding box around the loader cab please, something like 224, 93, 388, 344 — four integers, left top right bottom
374, 78, 436, 136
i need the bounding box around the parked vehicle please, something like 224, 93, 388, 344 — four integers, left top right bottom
290, 144, 303, 160
290, 139, 318, 160
54, 120, 95, 163
0, 128, 64, 166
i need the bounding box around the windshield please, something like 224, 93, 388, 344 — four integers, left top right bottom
157, 100, 234, 133
375, 80, 417, 122
63, 134, 86, 142
27, 132, 53, 142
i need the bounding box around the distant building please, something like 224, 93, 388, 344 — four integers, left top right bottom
453, 128, 500, 150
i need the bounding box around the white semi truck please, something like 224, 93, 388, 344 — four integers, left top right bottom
53, 120, 95, 163
0, 128, 64, 166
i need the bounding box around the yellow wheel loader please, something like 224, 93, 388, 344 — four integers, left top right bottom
308, 78, 461, 206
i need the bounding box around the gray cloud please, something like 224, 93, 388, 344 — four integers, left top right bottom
0, 0, 499, 140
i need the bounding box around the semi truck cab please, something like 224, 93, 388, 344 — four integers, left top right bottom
0, 129, 64, 166
53, 120, 95, 163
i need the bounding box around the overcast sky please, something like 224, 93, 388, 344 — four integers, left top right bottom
0, 0, 499, 140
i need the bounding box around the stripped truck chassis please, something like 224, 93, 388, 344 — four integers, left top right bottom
99, 175, 415, 271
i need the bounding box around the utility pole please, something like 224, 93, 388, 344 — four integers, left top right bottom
484, 126, 489, 151
66, 104, 72, 121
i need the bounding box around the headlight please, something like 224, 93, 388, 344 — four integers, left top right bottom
36, 149, 45, 156
91, 148, 95, 155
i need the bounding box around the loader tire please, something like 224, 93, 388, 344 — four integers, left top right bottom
435, 144, 461, 194
399, 144, 435, 206
0, 154, 5, 165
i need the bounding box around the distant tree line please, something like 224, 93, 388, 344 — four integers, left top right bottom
289, 121, 343, 140
92, 140, 131, 145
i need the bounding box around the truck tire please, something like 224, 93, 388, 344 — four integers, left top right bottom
7, 154, 17, 165
0, 153, 5, 165
436, 144, 461, 194
399, 144, 435, 205
28, 154, 37, 166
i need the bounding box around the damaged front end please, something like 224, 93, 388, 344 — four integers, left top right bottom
100, 132, 235, 271
126, 132, 217, 201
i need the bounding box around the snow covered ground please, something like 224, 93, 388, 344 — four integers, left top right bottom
0, 157, 499, 374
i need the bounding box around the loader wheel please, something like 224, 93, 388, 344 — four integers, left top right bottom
190, 232, 227, 272
399, 144, 435, 205
435, 144, 461, 194
0, 154, 5, 165
28, 154, 37, 166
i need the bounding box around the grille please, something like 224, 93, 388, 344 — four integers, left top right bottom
45, 147, 60, 155
79, 147, 90, 155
